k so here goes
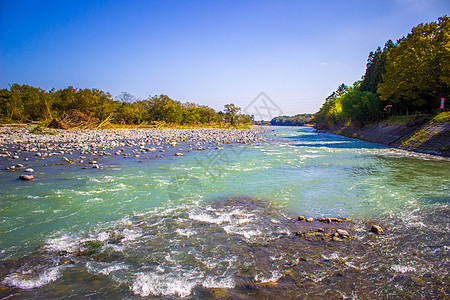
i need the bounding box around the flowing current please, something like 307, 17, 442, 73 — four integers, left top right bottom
0, 127, 449, 299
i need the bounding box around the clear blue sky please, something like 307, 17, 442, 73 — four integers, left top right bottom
1, 0, 448, 118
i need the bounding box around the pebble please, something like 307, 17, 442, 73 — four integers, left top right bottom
92, 164, 99, 169
337, 229, 349, 237
25, 168, 34, 173
19, 174, 34, 181
306, 217, 314, 222
298, 216, 306, 221
175, 153, 184, 156
13, 155, 19, 159
370, 224, 383, 234
16, 164, 24, 168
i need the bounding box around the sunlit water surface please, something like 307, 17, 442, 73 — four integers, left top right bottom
1, 127, 449, 298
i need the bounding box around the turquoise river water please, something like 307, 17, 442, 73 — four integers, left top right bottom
0, 127, 449, 299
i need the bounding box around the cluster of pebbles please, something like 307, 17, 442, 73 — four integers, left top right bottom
0, 126, 270, 180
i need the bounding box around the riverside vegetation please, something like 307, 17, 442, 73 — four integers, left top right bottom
277, 16, 450, 156
265, 17, 449, 156
312, 16, 449, 129
0, 87, 252, 129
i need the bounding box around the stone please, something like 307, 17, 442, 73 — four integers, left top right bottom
16, 164, 24, 168
297, 216, 306, 221
337, 229, 349, 237
89, 160, 97, 164
306, 217, 314, 222
411, 276, 425, 286
92, 164, 99, 169
13, 155, 19, 159
19, 174, 34, 181
329, 218, 343, 223
25, 168, 34, 173
370, 224, 383, 234
175, 153, 184, 156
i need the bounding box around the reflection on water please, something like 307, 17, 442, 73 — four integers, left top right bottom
0, 127, 449, 298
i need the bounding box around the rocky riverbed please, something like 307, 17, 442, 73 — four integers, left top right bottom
0, 126, 270, 175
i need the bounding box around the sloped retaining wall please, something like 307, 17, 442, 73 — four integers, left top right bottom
326, 121, 450, 157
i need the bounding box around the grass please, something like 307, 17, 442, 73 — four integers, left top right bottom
383, 114, 429, 125
430, 111, 450, 124
29, 124, 56, 135
437, 145, 450, 151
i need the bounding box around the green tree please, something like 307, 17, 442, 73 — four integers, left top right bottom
378, 16, 450, 113
224, 103, 241, 126
8, 84, 52, 121
360, 40, 396, 94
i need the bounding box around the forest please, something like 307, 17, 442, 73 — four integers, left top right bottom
313, 16, 449, 129
0, 86, 253, 128
270, 114, 313, 126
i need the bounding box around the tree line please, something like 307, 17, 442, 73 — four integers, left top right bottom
313, 16, 449, 129
0, 85, 253, 128
270, 114, 313, 126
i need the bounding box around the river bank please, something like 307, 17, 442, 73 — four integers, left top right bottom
319, 116, 450, 158
0, 126, 270, 176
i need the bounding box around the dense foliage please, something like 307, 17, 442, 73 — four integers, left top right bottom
314, 16, 449, 129
0, 84, 252, 127
270, 114, 313, 126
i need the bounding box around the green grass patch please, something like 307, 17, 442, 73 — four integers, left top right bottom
383, 114, 429, 125
431, 112, 450, 124
29, 125, 56, 135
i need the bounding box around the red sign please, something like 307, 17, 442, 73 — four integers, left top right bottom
441, 98, 445, 110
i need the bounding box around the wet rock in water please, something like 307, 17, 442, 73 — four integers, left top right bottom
175, 153, 184, 156
411, 276, 426, 286
306, 217, 314, 222
89, 160, 97, 164
318, 228, 324, 232
332, 236, 342, 242
25, 168, 34, 172
337, 229, 349, 237
370, 224, 383, 234
78, 240, 104, 256
19, 174, 34, 181
297, 216, 306, 221
13, 155, 19, 159
16, 163, 24, 168
328, 217, 343, 223
92, 164, 99, 169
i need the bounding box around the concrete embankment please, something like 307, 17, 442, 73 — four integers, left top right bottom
325, 118, 450, 157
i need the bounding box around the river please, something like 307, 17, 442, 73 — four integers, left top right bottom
1, 126, 449, 298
